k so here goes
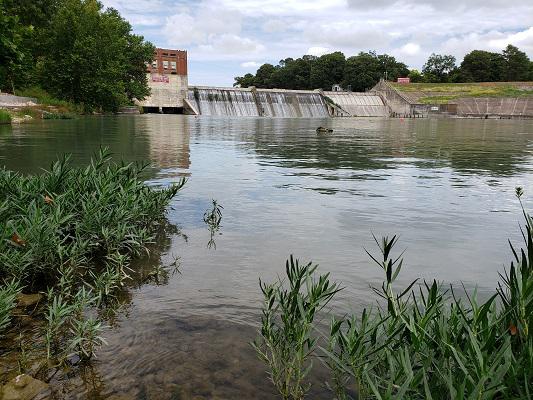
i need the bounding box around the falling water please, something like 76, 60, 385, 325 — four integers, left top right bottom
188, 87, 330, 118
188, 88, 259, 117
257, 90, 329, 118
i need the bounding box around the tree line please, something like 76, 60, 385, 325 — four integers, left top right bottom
234, 45, 533, 91
0, 0, 154, 112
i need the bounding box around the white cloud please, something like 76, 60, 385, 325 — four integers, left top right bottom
241, 61, 262, 68
399, 42, 420, 56
262, 19, 288, 33
307, 47, 330, 56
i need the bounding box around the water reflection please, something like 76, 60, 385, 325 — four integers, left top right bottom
1, 115, 533, 399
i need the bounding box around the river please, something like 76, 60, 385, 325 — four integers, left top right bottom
1, 115, 532, 398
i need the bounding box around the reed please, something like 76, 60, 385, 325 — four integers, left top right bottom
256, 188, 532, 399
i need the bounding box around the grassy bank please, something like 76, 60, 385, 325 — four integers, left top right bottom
0, 149, 184, 365
391, 82, 533, 104
255, 188, 532, 399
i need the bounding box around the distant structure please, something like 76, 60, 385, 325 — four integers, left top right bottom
331, 84, 343, 92
138, 48, 189, 113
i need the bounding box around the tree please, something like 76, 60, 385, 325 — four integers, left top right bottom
422, 53, 456, 82
234, 73, 255, 88
342, 52, 381, 92
459, 50, 505, 82
39, 0, 154, 111
310, 52, 345, 90
408, 69, 423, 83
502, 44, 530, 81
377, 54, 409, 81
254, 63, 276, 88
0, 0, 31, 92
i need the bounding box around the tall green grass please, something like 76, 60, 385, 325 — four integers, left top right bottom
256, 188, 532, 399
0, 149, 185, 362
0, 109, 12, 124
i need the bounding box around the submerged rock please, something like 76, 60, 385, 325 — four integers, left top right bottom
0, 374, 49, 400
316, 126, 333, 134
16, 294, 42, 308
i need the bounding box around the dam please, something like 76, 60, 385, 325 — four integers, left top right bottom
185, 87, 330, 118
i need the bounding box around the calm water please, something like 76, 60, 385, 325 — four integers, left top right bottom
1, 115, 533, 398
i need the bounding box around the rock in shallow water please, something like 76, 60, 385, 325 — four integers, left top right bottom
16, 294, 43, 308
0, 374, 49, 400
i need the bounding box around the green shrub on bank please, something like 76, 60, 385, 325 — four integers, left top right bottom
0, 110, 12, 124
256, 188, 532, 399
0, 148, 184, 289
0, 148, 184, 362
16, 86, 82, 114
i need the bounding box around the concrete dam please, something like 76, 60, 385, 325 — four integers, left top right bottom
185, 87, 330, 118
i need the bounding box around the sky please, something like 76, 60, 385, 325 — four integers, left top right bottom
100, 0, 533, 87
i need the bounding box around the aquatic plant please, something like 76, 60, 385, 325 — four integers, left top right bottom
0, 147, 185, 289
253, 256, 341, 400
0, 109, 12, 124
203, 199, 223, 228
0, 148, 185, 365
257, 188, 533, 399
0, 280, 22, 335
204, 199, 223, 249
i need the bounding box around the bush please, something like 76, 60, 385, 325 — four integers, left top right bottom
0, 148, 185, 290
256, 188, 532, 399
0, 109, 12, 124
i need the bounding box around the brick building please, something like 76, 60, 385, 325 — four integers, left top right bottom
147, 48, 188, 76
138, 48, 189, 113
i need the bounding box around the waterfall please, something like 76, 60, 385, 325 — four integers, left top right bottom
188, 88, 259, 117
257, 91, 329, 118
187, 87, 329, 118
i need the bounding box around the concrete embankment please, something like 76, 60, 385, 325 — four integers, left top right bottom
323, 92, 388, 117
0, 93, 38, 108
371, 80, 533, 119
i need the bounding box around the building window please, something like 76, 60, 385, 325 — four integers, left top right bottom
163, 60, 169, 69
152, 60, 157, 68
171, 61, 176, 70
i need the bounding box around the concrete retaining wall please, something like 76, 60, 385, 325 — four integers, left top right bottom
0, 94, 38, 108
138, 74, 188, 110
323, 92, 388, 117
456, 97, 533, 118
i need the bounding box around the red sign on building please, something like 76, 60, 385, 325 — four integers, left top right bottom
397, 77, 410, 84
151, 75, 169, 83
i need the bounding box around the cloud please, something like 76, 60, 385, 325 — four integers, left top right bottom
102, 0, 533, 85
307, 47, 330, 56
240, 61, 262, 68
197, 34, 265, 57
399, 43, 420, 56
262, 19, 288, 33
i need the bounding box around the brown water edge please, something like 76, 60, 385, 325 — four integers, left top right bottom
0, 221, 331, 399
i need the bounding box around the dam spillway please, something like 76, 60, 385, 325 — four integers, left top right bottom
187, 87, 330, 118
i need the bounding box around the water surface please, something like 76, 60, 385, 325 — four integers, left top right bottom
1, 116, 532, 398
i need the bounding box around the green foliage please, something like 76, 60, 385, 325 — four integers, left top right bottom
253, 256, 341, 400
0, 147, 185, 290
0, 109, 12, 124
503, 44, 531, 82
234, 73, 256, 88
0, 0, 32, 92
36, 0, 154, 112
310, 52, 346, 90
16, 86, 80, 112
257, 190, 533, 399
407, 69, 423, 83
460, 50, 506, 82
204, 199, 223, 250
0, 279, 22, 335
422, 53, 457, 83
